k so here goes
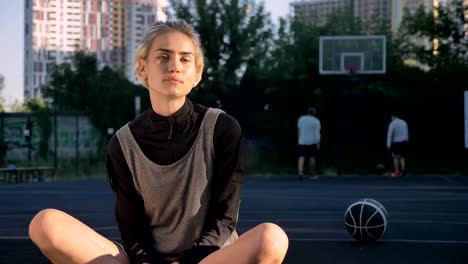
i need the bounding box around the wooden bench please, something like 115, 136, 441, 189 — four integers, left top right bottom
0, 166, 56, 184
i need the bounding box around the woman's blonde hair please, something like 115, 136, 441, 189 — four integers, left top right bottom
134, 19, 205, 88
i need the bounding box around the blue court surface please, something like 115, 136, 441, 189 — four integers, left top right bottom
0, 175, 467, 263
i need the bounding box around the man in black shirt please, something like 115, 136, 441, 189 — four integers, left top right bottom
29, 19, 288, 264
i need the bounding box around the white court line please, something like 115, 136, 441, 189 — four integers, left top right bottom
238, 219, 468, 225
0, 212, 109, 218
391, 219, 468, 225
2, 236, 467, 244
93, 226, 118, 230
441, 176, 463, 185
3, 211, 467, 217
0, 191, 105, 195
0, 236, 123, 240
240, 210, 468, 216
243, 185, 468, 191
289, 238, 468, 244
244, 197, 468, 201
0, 236, 31, 240
86, 217, 468, 231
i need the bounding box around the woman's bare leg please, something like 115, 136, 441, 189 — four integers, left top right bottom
200, 223, 289, 264
29, 208, 129, 264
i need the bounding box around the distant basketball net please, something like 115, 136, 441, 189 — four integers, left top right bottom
345, 64, 360, 76
319, 35, 386, 75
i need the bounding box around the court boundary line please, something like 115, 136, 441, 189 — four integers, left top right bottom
289, 238, 468, 244
2, 236, 468, 244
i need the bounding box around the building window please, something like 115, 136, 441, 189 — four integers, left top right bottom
47, 51, 56, 60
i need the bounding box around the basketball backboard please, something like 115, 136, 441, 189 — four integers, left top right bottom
319, 35, 386, 75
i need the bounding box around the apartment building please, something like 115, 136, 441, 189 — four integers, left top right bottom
291, 0, 391, 28
291, 0, 349, 26
24, 0, 167, 98
290, 0, 442, 32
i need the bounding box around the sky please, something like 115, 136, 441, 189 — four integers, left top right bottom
0, 0, 291, 110
0, 0, 24, 108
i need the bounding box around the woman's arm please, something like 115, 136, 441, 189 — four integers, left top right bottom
107, 136, 159, 264
178, 113, 245, 264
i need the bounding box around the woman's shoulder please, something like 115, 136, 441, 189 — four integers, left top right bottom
218, 111, 240, 127
107, 134, 123, 159
128, 109, 151, 129
192, 101, 241, 135
216, 111, 242, 139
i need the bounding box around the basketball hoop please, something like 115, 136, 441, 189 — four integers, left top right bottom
345, 65, 359, 76
319, 35, 386, 75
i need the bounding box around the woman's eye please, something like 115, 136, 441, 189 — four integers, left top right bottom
158, 55, 168, 60
181, 58, 191, 63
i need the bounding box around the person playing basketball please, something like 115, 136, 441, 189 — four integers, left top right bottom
297, 107, 321, 180
387, 112, 409, 177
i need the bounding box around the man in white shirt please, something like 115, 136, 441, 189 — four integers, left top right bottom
387, 113, 409, 177
297, 107, 321, 180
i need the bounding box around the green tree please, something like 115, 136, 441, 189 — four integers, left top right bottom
23, 98, 52, 159
389, 0, 468, 173
0, 74, 4, 92
168, 0, 274, 118
259, 6, 368, 143
0, 74, 5, 112
43, 52, 149, 147
397, 0, 468, 73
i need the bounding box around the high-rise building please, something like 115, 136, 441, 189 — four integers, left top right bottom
24, 0, 85, 98
391, 0, 433, 32
391, 0, 466, 57
465, 0, 468, 36
353, 0, 392, 31
125, 1, 167, 83
24, 0, 167, 99
290, 0, 392, 29
291, 0, 349, 26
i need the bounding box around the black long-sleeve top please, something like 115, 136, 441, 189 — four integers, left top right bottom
106, 99, 245, 264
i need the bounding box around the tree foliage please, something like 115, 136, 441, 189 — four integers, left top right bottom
39, 0, 467, 174
43, 52, 149, 146
23, 98, 51, 159
397, 0, 468, 73
0, 74, 4, 92
0, 74, 5, 112
168, 0, 274, 117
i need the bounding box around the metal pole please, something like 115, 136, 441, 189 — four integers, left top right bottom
135, 96, 141, 118
27, 116, 32, 166
54, 92, 58, 168
0, 112, 4, 139
75, 113, 79, 177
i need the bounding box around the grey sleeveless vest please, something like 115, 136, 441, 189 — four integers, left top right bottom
116, 107, 238, 256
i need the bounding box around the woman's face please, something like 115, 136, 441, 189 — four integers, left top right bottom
139, 31, 200, 100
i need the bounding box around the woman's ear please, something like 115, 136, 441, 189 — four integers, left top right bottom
137, 59, 147, 79
194, 64, 203, 86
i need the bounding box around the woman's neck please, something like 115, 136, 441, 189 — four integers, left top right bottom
149, 93, 186, 117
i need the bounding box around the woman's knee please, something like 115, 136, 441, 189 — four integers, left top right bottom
29, 208, 67, 248
255, 223, 289, 260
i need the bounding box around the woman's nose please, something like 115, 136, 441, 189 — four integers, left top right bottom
168, 57, 181, 73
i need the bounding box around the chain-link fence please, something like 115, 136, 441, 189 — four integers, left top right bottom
1, 112, 102, 177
